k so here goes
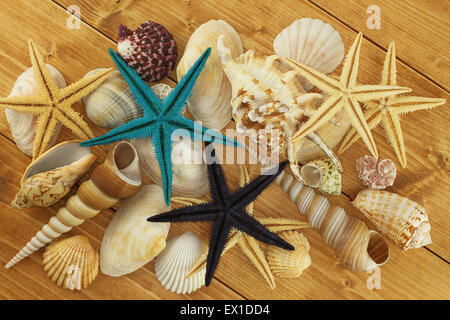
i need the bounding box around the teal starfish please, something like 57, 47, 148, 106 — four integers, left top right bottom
80, 48, 240, 205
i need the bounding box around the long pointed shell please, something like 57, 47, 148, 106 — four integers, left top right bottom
5, 65, 66, 156
100, 184, 171, 277
276, 170, 390, 272
353, 189, 431, 250
12, 141, 97, 209
5, 141, 142, 268
155, 231, 207, 294
43, 235, 99, 290
177, 19, 243, 129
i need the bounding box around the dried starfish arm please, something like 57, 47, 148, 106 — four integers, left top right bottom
390, 96, 446, 114
33, 113, 58, 157
340, 32, 363, 88
54, 108, 95, 139
382, 42, 397, 85
0, 96, 49, 113
258, 218, 310, 233
380, 111, 406, 167
351, 84, 411, 101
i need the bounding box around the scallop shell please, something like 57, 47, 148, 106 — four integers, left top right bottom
11, 140, 97, 209
273, 18, 344, 90
43, 235, 99, 290
5, 65, 66, 156
81, 69, 143, 128
300, 158, 342, 195
100, 184, 171, 277
177, 19, 243, 129
356, 155, 397, 189
267, 231, 311, 278
154, 231, 207, 294
353, 189, 431, 250
117, 21, 177, 82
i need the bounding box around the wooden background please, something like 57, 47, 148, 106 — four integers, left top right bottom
0, 0, 449, 300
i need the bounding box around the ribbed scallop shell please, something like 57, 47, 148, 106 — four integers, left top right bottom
43, 235, 99, 290
267, 231, 311, 278
5, 65, 66, 156
117, 21, 177, 82
353, 189, 431, 250
81, 69, 143, 128
154, 231, 207, 294
273, 18, 344, 90
356, 155, 397, 189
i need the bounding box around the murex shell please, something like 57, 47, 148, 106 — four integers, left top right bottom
353, 189, 431, 250
100, 184, 171, 277
177, 19, 243, 129
117, 21, 177, 82
300, 157, 342, 195
267, 231, 311, 278
155, 231, 207, 294
12, 140, 97, 209
5, 65, 66, 156
43, 235, 99, 290
356, 155, 397, 189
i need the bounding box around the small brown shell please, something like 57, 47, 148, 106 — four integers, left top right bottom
356, 155, 397, 189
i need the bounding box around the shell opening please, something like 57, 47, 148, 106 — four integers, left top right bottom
367, 231, 390, 266
114, 142, 141, 186
300, 165, 321, 188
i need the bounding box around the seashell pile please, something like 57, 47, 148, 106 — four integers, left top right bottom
356, 155, 397, 189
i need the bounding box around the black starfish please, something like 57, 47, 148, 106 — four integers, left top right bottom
148, 144, 294, 286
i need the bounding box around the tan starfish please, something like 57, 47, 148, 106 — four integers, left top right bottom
282, 32, 411, 158
173, 165, 310, 289
338, 42, 446, 167
0, 40, 113, 159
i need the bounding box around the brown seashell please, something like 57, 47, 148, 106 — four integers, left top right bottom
356, 155, 397, 189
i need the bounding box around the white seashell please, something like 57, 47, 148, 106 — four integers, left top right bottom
154, 231, 207, 294
5, 65, 66, 156
353, 189, 431, 250
81, 69, 143, 128
100, 184, 171, 277
300, 157, 342, 195
177, 19, 243, 129
273, 18, 344, 90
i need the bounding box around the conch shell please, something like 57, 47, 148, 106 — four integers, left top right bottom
5, 141, 142, 268
276, 170, 390, 272
177, 19, 243, 129
100, 184, 171, 277
353, 189, 431, 250
5, 65, 66, 156
12, 141, 97, 209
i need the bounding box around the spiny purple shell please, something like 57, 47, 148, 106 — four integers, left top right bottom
117, 21, 177, 82
356, 155, 397, 189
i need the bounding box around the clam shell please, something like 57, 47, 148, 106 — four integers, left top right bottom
300, 157, 342, 195
100, 184, 171, 277
5, 65, 66, 156
267, 231, 311, 278
273, 18, 344, 90
353, 189, 431, 250
11, 140, 97, 209
154, 231, 207, 294
177, 19, 243, 129
43, 235, 99, 290
81, 69, 143, 128
356, 155, 397, 189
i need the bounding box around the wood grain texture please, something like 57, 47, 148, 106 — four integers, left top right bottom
0, 0, 448, 299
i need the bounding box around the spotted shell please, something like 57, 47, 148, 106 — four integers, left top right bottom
356, 155, 397, 189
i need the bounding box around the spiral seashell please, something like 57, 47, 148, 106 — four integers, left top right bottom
273, 18, 344, 90
81, 69, 143, 128
43, 235, 99, 290
12, 141, 97, 209
100, 184, 171, 277
267, 231, 311, 278
5, 141, 142, 269
154, 231, 207, 294
117, 21, 177, 82
356, 155, 397, 189
177, 19, 243, 129
353, 189, 431, 250
300, 157, 342, 195
275, 170, 390, 272
5, 65, 66, 156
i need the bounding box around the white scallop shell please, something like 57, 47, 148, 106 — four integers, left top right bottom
154, 231, 207, 294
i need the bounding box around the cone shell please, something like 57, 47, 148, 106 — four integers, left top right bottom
100, 184, 171, 277
353, 189, 431, 250
300, 158, 342, 195
43, 235, 99, 290
177, 19, 243, 129
356, 155, 396, 189
155, 231, 207, 294
117, 21, 177, 82
81, 69, 143, 128
12, 141, 97, 209
267, 231, 311, 278
5, 65, 66, 156
273, 18, 344, 90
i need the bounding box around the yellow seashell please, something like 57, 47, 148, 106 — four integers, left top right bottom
267, 231, 311, 278
43, 235, 99, 290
